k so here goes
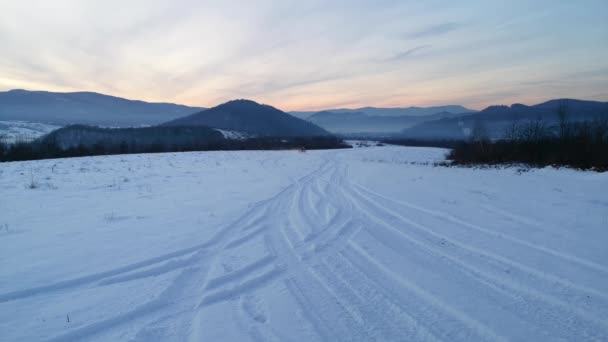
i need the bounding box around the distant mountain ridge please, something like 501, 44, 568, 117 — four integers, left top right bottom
307, 110, 467, 134
164, 99, 329, 137
3, 90, 604, 141
401, 99, 608, 140
0, 89, 204, 127
290, 105, 475, 119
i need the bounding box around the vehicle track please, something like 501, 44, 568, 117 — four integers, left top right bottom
12, 151, 606, 342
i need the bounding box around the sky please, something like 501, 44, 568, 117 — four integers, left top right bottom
0, 0, 607, 111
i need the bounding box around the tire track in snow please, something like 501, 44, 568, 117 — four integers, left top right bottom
323, 253, 443, 342
246, 158, 378, 341
0, 245, 207, 303
343, 182, 608, 339
348, 183, 608, 301
270, 157, 446, 341
0, 189, 278, 304
41, 158, 330, 342
343, 242, 509, 342
169, 159, 336, 341
355, 182, 608, 276
331, 182, 510, 341
311, 259, 442, 342
350, 183, 608, 307
235, 293, 291, 342
45, 259, 212, 342
203, 254, 277, 291
26, 149, 607, 342
283, 277, 335, 341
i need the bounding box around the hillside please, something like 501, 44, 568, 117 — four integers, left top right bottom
39, 125, 225, 150
164, 99, 329, 137
0, 120, 61, 143
401, 99, 608, 140
0, 89, 203, 127
308, 110, 465, 134
291, 105, 475, 119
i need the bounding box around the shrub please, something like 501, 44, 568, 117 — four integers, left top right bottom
0, 129, 349, 162
448, 117, 608, 171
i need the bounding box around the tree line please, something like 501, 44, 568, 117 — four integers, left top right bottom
448, 101, 608, 171
0, 125, 349, 162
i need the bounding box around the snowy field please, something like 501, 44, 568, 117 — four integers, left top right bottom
0, 121, 61, 144
1, 146, 607, 341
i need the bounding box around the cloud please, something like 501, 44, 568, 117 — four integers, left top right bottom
403, 22, 462, 39
1, 1, 607, 110
385, 45, 432, 61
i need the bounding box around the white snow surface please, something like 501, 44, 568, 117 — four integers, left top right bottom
0, 120, 61, 144
1, 146, 607, 341
215, 129, 251, 140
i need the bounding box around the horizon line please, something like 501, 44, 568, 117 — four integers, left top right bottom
1, 87, 607, 113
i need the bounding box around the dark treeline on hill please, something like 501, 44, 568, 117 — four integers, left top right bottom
0, 125, 348, 162
44, 125, 226, 149
447, 102, 608, 171
400, 99, 608, 140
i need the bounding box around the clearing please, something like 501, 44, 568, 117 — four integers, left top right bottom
1, 146, 607, 341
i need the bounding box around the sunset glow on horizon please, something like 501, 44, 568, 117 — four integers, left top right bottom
1, 0, 607, 111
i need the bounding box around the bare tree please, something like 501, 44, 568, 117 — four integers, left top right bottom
0, 133, 6, 157
470, 119, 489, 141
519, 118, 549, 144
470, 119, 490, 153
503, 113, 521, 141
557, 99, 569, 140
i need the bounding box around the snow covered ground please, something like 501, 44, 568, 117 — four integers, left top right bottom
0, 120, 61, 144
1, 146, 607, 341
215, 129, 251, 140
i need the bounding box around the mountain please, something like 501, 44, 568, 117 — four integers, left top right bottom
164, 99, 329, 137
0, 89, 204, 127
401, 99, 608, 140
307, 110, 466, 134
291, 105, 475, 119
288, 111, 316, 120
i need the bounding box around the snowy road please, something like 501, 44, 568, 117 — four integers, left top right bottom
1, 146, 607, 341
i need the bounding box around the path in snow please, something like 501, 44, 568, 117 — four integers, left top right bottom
1, 148, 607, 341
